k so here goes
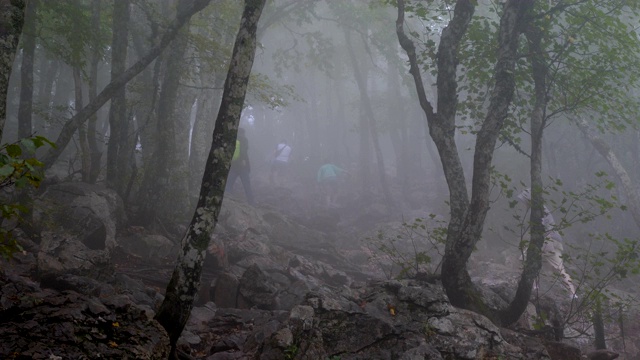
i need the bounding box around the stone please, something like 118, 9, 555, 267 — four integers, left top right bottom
214, 272, 239, 308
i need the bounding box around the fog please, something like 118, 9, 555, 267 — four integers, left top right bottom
3, 0, 640, 305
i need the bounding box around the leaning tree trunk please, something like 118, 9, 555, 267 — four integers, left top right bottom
41, 0, 213, 169
154, 0, 266, 357
17, 0, 35, 140
574, 117, 640, 228
0, 0, 26, 141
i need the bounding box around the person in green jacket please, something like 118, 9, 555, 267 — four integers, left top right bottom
226, 128, 255, 205
317, 160, 348, 207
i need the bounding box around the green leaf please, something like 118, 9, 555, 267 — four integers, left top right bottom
6, 144, 21, 158
0, 164, 15, 177
20, 138, 36, 154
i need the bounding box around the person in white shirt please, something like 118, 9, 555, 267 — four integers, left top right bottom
517, 188, 577, 298
269, 140, 292, 186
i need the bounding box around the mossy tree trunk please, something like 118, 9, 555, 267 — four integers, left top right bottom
154, 0, 267, 357
397, 0, 535, 325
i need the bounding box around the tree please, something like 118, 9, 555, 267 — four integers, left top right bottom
106, 0, 131, 193
396, 0, 535, 325
0, 0, 26, 141
397, 0, 640, 328
154, 0, 266, 357
40, 0, 213, 169
17, 0, 35, 141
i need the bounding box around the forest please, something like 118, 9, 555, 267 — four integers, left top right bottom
2, 0, 640, 359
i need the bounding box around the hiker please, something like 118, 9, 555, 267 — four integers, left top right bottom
317, 160, 348, 207
269, 139, 292, 186
517, 188, 577, 298
226, 128, 255, 205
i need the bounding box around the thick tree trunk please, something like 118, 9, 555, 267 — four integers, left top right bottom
17, 0, 35, 140
397, 0, 472, 239
443, 0, 533, 321
41, 0, 213, 169
397, 0, 534, 324
154, 1, 266, 357
138, 24, 190, 224
106, 0, 130, 194
0, 0, 26, 141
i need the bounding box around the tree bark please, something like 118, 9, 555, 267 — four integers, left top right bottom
73, 67, 91, 182
17, 0, 35, 140
138, 22, 190, 223
0, 0, 26, 141
87, 0, 102, 183
41, 0, 213, 169
106, 0, 130, 193
574, 117, 640, 228
500, 25, 549, 325
154, 0, 266, 357
344, 29, 394, 210
397, 0, 534, 324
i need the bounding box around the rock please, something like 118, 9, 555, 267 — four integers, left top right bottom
0, 267, 169, 359
37, 230, 113, 281
32, 183, 125, 281
32, 182, 125, 250
237, 264, 279, 310
586, 349, 619, 360
544, 340, 581, 360
118, 233, 177, 265
213, 272, 240, 308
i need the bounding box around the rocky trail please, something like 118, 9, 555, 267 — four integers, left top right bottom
0, 182, 637, 359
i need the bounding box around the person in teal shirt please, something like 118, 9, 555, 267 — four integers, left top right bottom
317, 160, 347, 207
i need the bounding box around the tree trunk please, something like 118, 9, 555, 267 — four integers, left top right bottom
106, 0, 130, 194
0, 0, 26, 141
138, 23, 190, 224
36, 59, 58, 138
500, 25, 549, 325
87, 0, 102, 183
344, 28, 394, 210
397, 0, 534, 324
574, 117, 640, 228
154, 1, 266, 357
17, 0, 35, 140
73, 67, 91, 182
41, 0, 213, 169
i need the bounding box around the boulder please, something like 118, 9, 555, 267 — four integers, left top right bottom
32, 182, 125, 250
118, 232, 177, 265
37, 230, 113, 280
32, 182, 125, 280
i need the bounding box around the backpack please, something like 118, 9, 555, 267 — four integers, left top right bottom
232, 140, 240, 161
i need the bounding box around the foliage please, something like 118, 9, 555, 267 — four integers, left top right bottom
365, 216, 447, 279
37, 0, 112, 73
493, 172, 640, 336
283, 343, 298, 360
0, 136, 54, 259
